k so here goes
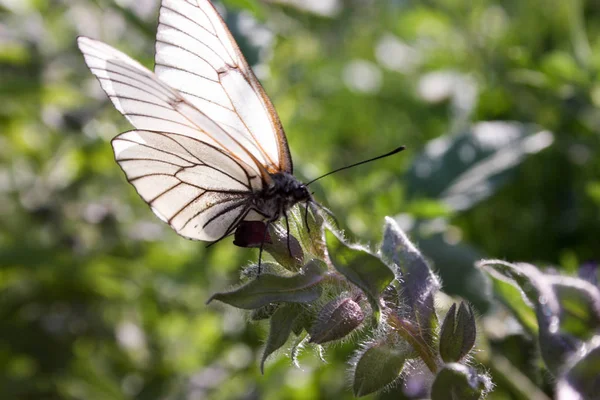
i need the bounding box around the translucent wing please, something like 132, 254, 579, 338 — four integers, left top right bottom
78, 36, 267, 184
155, 0, 293, 174
77, 37, 268, 240
113, 130, 257, 241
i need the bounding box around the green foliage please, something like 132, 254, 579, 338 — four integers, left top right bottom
2, 0, 600, 398
479, 259, 600, 387
431, 363, 492, 400
352, 340, 409, 397
232, 213, 489, 397
208, 260, 326, 309
326, 229, 395, 321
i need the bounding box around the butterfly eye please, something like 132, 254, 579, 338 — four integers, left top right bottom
293, 187, 308, 200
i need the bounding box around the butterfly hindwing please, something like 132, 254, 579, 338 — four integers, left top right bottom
113, 130, 257, 241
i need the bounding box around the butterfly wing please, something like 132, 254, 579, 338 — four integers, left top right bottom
78, 36, 267, 241
113, 130, 259, 241
155, 0, 293, 174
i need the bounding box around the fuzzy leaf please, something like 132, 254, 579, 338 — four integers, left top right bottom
291, 308, 314, 336
207, 260, 326, 309
557, 341, 600, 399
406, 122, 554, 211
286, 204, 326, 259
431, 363, 490, 400
381, 217, 440, 343
550, 277, 600, 340
478, 259, 579, 374
264, 224, 304, 272
490, 277, 539, 336
309, 296, 364, 344
250, 304, 279, 321
326, 229, 394, 321
352, 341, 407, 397
439, 302, 476, 363
260, 304, 299, 373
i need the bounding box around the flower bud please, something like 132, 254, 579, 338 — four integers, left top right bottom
309, 296, 364, 344
439, 302, 476, 363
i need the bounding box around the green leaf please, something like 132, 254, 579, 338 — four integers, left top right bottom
551, 277, 600, 340
309, 296, 364, 344
326, 229, 394, 321
413, 229, 491, 313
439, 302, 476, 363
490, 277, 539, 336
406, 122, 554, 211
250, 304, 280, 321
260, 304, 299, 374
478, 259, 579, 374
431, 363, 490, 400
557, 341, 600, 399
381, 217, 440, 344
285, 204, 326, 259
352, 341, 407, 397
207, 260, 326, 309
291, 308, 315, 336
264, 224, 304, 272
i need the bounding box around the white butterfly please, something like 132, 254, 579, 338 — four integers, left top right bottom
78, 0, 312, 244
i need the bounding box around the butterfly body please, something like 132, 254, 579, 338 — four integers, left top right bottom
253, 172, 311, 222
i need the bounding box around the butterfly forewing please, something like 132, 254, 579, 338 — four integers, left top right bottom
78, 37, 264, 175
155, 0, 292, 174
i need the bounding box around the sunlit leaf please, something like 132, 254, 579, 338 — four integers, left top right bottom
406, 122, 554, 211
381, 217, 440, 343
326, 229, 394, 321
261, 304, 299, 373
352, 341, 408, 397
431, 363, 491, 400
207, 260, 326, 309
478, 259, 579, 374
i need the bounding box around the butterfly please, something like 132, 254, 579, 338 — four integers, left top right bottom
78, 0, 314, 249
79, 0, 405, 259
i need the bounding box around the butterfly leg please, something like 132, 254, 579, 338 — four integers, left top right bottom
257, 220, 272, 277
283, 210, 292, 258
304, 201, 311, 233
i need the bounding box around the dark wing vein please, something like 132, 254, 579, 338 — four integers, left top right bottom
153, 57, 219, 84
149, 181, 184, 203
174, 87, 235, 112
153, 131, 256, 185
162, 4, 217, 38
202, 201, 249, 230
124, 113, 198, 130
157, 16, 229, 68
108, 94, 170, 109
155, 26, 229, 70
153, 131, 251, 189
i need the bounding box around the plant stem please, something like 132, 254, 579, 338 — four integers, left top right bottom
387, 312, 438, 373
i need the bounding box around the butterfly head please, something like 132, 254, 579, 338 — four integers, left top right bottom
268, 172, 312, 205
292, 185, 311, 202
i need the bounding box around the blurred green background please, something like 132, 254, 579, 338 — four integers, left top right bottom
1, 0, 599, 398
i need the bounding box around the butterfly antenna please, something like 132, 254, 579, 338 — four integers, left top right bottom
305, 145, 406, 186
